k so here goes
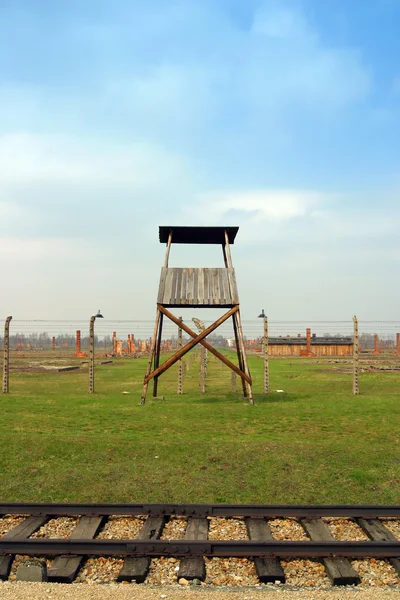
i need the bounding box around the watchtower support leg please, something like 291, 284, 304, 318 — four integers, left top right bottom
153, 313, 164, 397
222, 243, 228, 268
163, 231, 173, 267
224, 230, 233, 268
232, 313, 247, 397
223, 229, 249, 399
141, 309, 161, 405
234, 309, 254, 405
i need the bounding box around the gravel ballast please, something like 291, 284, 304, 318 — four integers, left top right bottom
0, 515, 26, 536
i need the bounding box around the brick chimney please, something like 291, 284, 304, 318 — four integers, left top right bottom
306, 328, 311, 354
112, 331, 117, 354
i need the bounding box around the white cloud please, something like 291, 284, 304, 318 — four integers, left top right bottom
179, 187, 400, 246
0, 132, 196, 250
253, 5, 315, 40
0, 201, 23, 220
0, 132, 186, 188
240, 4, 371, 114
0, 237, 96, 263
180, 189, 326, 242
0, 2, 396, 320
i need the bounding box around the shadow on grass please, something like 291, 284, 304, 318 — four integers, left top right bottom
252, 393, 298, 404
180, 393, 299, 405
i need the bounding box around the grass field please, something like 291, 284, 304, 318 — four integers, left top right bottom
1, 351, 399, 504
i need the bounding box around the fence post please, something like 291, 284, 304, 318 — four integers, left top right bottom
231, 370, 236, 393
89, 316, 95, 393
264, 316, 270, 394
177, 317, 183, 394
200, 346, 206, 393
353, 315, 359, 395
2, 316, 12, 394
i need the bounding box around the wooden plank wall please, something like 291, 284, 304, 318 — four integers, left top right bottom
158, 268, 239, 306
268, 344, 353, 357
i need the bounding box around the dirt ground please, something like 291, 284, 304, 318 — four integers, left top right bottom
1, 583, 400, 600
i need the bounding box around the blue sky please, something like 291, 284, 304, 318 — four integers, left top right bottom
1, 0, 399, 320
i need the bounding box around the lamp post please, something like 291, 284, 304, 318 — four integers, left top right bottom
89, 310, 104, 393
258, 310, 269, 394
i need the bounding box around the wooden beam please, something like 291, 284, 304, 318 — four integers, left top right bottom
163, 230, 173, 268
245, 518, 286, 583
117, 517, 166, 583
224, 230, 233, 268
140, 309, 161, 404
356, 518, 400, 577
178, 518, 208, 581
300, 518, 360, 585
222, 243, 228, 268
48, 517, 105, 582
153, 313, 164, 397
158, 305, 252, 384
223, 231, 246, 395
234, 309, 254, 404
145, 306, 241, 384
232, 311, 247, 397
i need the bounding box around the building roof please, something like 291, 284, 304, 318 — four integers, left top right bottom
159, 226, 239, 245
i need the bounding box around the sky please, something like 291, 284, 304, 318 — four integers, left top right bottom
1, 0, 400, 322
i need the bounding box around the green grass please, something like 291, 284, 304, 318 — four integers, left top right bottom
1, 352, 399, 504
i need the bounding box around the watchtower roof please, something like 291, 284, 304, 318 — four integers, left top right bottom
159, 226, 239, 245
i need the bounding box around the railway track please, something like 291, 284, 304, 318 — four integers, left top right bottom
0, 503, 399, 586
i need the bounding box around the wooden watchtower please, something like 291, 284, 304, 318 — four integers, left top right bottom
141, 226, 253, 404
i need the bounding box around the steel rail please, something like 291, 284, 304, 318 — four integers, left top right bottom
0, 539, 399, 558
1, 503, 399, 518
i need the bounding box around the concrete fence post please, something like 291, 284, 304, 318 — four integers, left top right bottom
264, 316, 270, 394
231, 370, 236, 393
2, 316, 12, 394
89, 316, 95, 393
177, 317, 183, 394
353, 315, 359, 395
200, 346, 206, 393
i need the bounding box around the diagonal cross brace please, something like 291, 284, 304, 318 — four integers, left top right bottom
144, 306, 250, 384
159, 305, 252, 385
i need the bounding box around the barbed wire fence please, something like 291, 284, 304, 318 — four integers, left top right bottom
2, 316, 400, 396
